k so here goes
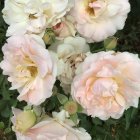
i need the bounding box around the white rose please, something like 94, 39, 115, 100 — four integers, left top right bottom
49, 36, 90, 93
2, 0, 74, 36
71, 0, 130, 42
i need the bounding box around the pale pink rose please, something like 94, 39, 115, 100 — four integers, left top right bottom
12, 109, 91, 140
52, 16, 76, 40
0, 35, 57, 105
72, 51, 140, 120
71, 0, 130, 42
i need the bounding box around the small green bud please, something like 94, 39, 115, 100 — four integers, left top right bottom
104, 37, 118, 50
15, 110, 36, 133
64, 101, 78, 115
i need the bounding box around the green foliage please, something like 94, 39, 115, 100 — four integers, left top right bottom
0, 0, 140, 140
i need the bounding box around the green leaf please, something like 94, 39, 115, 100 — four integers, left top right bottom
0, 122, 5, 129
45, 100, 55, 111
70, 113, 78, 125
57, 93, 68, 105
1, 105, 11, 118
79, 114, 92, 131
77, 104, 83, 113
104, 37, 118, 50
92, 118, 102, 126
125, 107, 138, 130
105, 118, 118, 126
0, 100, 7, 111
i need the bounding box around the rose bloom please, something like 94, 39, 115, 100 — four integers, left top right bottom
2, 0, 74, 36
52, 15, 76, 40
12, 109, 91, 140
72, 51, 140, 120
0, 35, 57, 105
71, 0, 130, 42
50, 36, 90, 93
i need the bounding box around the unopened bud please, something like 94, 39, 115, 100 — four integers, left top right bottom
15, 110, 36, 133
104, 37, 118, 50
64, 101, 78, 115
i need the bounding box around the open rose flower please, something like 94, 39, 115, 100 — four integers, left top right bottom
12, 108, 91, 140
72, 51, 140, 120
2, 0, 74, 36
71, 0, 130, 42
0, 35, 57, 105
50, 36, 90, 93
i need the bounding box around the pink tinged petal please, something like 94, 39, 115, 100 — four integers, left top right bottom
17, 80, 35, 101
67, 132, 79, 140
9, 82, 25, 90
120, 85, 139, 108
26, 75, 55, 105
12, 108, 22, 116
85, 77, 94, 91
30, 34, 46, 48
86, 91, 94, 101
107, 103, 124, 120
93, 21, 116, 42
115, 93, 126, 107
16, 132, 31, 140
92, 78, 118, 97
89, 2, 101, 9
118, 61, 140, 83
29, 121, 69, 139
0, 60, 14, 75
31, 55, 49, 78
77, 24, 94, 40
28, 45, 54, 77
96, 65, 115, 77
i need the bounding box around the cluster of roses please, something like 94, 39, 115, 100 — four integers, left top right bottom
1, 0, 140, 140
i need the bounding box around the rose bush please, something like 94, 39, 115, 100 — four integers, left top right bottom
0, 0, 140, 139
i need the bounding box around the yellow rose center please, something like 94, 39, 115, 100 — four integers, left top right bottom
85, 0, 97, 16
90, 77, 125, 107
16, 56, 38, 81
85, 0, 107, 17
